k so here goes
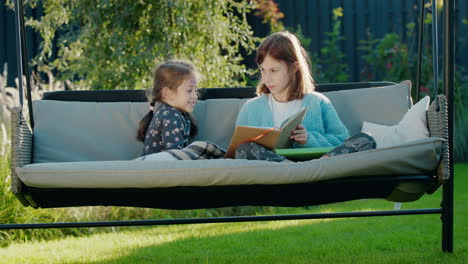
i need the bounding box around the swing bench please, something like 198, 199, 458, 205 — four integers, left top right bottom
3, 0, 455, 253
11, 80, 448, 209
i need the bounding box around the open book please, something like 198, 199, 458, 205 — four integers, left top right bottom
225, 107, 308, 158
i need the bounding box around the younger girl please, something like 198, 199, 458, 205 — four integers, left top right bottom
137, 60, 225, 160
137, 60, 199, 155
235, 31, 375, 161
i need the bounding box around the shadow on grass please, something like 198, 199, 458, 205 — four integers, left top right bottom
4, 164, 466, 264
77, 164, 468, 264
83, 211, 466, 264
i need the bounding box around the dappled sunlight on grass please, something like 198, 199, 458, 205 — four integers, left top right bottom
1, 214, 355, 263
1, 163, 466, 263
0, 210, 435, 263
1, 197, 446, 263
10, 209, 460, 264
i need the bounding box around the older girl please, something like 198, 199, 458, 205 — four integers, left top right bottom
236, 31, 374, 161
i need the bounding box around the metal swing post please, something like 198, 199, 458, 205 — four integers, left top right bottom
441, 0, 455, 253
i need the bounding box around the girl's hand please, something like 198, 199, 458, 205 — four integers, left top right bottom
290, 124, 308, 145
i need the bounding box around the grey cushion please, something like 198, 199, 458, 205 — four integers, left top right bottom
326, 81, 411, 135
32, 82, 411, 163
32, 101, 147, 163
192, 98, 248, 149
18, 137, 442, 188
32, 99, 248, 163
19, 81, 443, 192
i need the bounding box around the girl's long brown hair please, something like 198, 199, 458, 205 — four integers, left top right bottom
136, 60, 198, 142
256, 31, 315, 101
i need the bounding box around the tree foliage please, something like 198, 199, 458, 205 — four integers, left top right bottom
252, 0, 285, 33
26, 0, 257, 89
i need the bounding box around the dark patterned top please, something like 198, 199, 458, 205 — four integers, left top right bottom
144, 103, 191, 155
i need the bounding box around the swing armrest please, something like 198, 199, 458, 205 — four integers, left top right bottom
10, 106, 33, 206
426, 94, 450, 192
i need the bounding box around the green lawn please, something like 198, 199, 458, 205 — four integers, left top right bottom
1, 164, 467, 264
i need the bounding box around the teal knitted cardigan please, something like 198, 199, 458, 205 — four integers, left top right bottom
236, 93, 350, 148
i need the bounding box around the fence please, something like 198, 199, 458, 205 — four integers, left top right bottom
274, 0, 467, 81
1, 0, 467, 85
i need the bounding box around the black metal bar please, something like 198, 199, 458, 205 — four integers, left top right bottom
442, 0, 455, 253
13, 0, 24, 108
431, 0, 440, 99
415, 0, 425, 102
14, 0, 34, 128
0, 209, 442, 230
21, 10, 34, 130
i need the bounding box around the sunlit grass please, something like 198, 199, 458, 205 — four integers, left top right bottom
1, 164, 467, 264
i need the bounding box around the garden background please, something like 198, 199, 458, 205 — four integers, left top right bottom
0, 0, 467, 251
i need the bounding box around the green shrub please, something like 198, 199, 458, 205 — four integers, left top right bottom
454, 110, 468, 162
454, 68, 468, 162
287, 8, 350, 84
359, 22, 433, 98
0, 139, 65, 247
313, 7, 350, 83
26, 0, 257, 90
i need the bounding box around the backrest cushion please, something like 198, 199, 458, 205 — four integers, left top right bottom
32, 81, 411, 163
33, 101, 147, 162
192, 98, 248, 149
32, 99, 248, 163
324, 81, 411, 135
362, 95, 430, 148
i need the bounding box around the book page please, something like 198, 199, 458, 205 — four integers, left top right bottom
225, 106, 307, 158
275, 106, 308, 149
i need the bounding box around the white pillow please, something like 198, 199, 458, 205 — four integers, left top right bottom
362, 96, 430, 148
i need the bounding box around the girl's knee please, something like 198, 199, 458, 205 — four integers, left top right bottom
235, 142, 256, 159
235, 142, 285, 162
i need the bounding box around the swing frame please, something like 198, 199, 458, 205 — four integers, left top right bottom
1, 0, 455, 253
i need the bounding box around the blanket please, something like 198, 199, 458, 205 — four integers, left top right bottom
166, 141, 226, 160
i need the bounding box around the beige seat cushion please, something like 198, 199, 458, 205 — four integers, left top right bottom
18, 137, 442, 188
